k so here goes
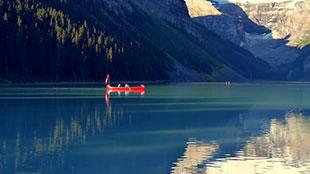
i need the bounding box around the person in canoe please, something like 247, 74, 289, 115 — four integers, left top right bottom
105, 74, 145, 95
105, 74, 110, 85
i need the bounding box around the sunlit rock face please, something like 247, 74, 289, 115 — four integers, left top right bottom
184, 0, 310, 67
209, 0, 310, 46
238, 0, 310, 66
238, 0, 310, 46
185, 0, 248, 45
185, 0, 274, 45
185, 0, 221, 17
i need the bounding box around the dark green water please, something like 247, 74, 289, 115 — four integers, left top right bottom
0, 83, 309, 174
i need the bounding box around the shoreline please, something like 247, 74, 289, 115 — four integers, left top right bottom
0, 80, 170, 87
2, 80, 310, 88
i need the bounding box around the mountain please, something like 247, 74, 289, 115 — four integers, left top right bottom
0, 0, 269, 83
185, 0, 310, 80
134, 0, 272, 81
235, 0, 310, 47
193, 0, 310, 47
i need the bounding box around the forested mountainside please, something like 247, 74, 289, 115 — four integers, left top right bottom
0, 0, 269, 83
0, 0, 171, 82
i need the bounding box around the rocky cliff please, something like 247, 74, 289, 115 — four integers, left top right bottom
186, 0, 310, 45
240, 0, 308, 67
185, 0, 310, 79
185, 0, 270, 46
186, 1, 245, 45
238, 0, 310, 47
133, 0, 269, 81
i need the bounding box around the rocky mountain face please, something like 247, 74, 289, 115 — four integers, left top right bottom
185, 0, 242, 45
186, 0, 310, 46
239, 0, 310, 47
185, 0, 310, 80
186, 0, 221, 17
133, 0, 270, 81
185, 0, 270, 45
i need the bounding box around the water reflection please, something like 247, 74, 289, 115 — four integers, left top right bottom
171, 140, 218, 174
1, 84, 310, 174
172, 112, 310, 174
244, 113, 310, 166
0, 99, 124, 174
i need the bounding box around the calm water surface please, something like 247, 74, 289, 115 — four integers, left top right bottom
0, 83, 310, 174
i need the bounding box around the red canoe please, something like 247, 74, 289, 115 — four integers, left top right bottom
106, 84, 145, 95
105, 74, 145, 95
106, 84, 145, 93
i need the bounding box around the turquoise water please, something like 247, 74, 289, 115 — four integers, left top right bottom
0, 83, 310, 174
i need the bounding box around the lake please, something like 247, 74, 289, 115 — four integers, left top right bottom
0, 83, 310, 174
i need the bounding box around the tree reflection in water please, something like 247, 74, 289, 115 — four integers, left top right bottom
0, 99, 124, 174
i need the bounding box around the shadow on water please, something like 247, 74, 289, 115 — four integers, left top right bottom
0, 83, 310, 174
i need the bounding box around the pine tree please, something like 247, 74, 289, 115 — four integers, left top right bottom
17, 16, 22, 27
3, 12, 8, 22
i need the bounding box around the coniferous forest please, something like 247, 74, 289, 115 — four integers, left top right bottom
0, 0, 173, 82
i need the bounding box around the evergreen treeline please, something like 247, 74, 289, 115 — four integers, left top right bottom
0, 0, 171, 82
